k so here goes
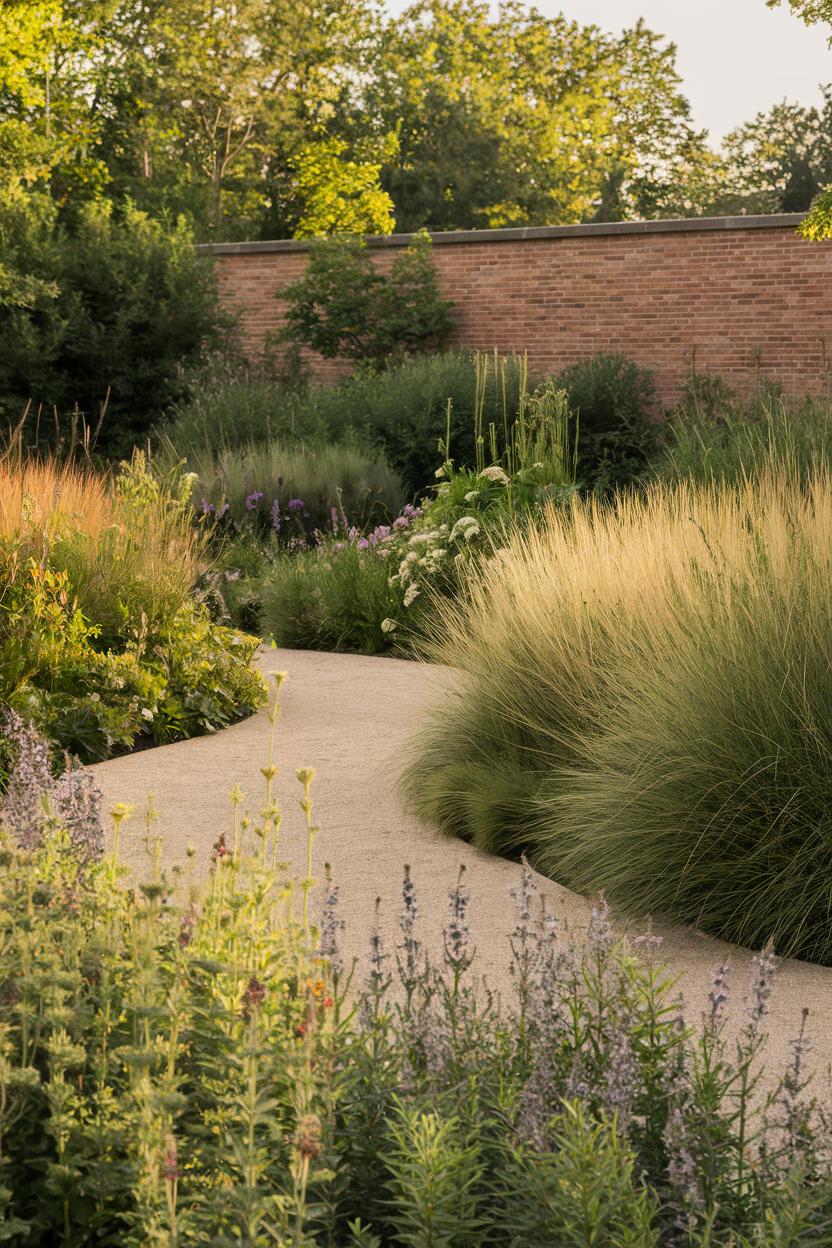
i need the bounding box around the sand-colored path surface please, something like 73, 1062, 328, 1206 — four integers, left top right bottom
93, 646, 832, 1088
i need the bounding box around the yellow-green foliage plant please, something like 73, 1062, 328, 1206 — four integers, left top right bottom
402, 456, 832, 964
0, 449, 264, 762
0, 677, 341, 1246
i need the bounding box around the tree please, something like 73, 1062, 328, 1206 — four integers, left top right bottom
719, 94, 832, 213
767, 0, 832, 33
0, 197, 226, 455
766, 0, 832, 236
289, 139, 396, 239
353, 1, 709, 232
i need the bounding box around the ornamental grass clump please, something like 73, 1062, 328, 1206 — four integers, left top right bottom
182, 437, 405, 541
656, 391, 832, 487
403, 458, 832, 964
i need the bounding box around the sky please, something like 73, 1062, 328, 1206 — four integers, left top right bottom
384, 0, 832, 141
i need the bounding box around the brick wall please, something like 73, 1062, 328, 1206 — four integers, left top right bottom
199, 215, 832, 409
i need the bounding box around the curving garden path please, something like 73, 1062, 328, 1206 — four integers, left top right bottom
93, 646, 832, 1088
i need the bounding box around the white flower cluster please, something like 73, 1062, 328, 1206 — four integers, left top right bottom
479, 465, 510, 486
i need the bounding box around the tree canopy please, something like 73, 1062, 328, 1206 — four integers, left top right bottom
2, 0, 830, 241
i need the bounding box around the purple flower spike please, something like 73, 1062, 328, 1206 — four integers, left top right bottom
330, 506, 339, 534
245, 491, 264, 511
393, 516, 409, 530
271, 498, 281, 532
201, 498, 216, 515
218, 502, 230, 519
357, 537, 370, 550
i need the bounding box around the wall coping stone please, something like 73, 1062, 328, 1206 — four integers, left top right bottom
196, 213, 807, 255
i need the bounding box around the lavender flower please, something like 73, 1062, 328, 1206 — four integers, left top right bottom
356, 537, 369, 550
201, 498, 216, 515
748, 941, 776, 1029
517, 1058, 558, 1150
287, 498, 309, 517
217, 502, 230, 519
51, 765, 104, 861
245, 491, 263, 510
665, 1101, 703, 1213
587, 893, 613, 959
368, 525, 392, 546
396, 864, 425, 996
319, 866, 345, 979
359, 898, 390, 1029
509, 861, 538, 1014
443, 865, 473, 977
330, 506, 339, 534
271, 498, 281, 532
707, 962, 730, 1029
603, 1029, 638, 1128
0, 711, 104, 860
781, 1007, 813, 1157
393, 516, 410, 531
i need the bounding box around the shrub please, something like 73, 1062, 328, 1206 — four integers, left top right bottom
261, 541, 403, 654
0, 193, 227, 458
279, 231, 455, 368
403, 460, 832, 964
555, 352, 658, 492
655, 388, 832, 485
0, 714, 828, 1245
0, 451, 264, 761
306, 350, 530, 496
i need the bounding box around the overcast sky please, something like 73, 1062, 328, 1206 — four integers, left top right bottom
384, 0, 832, 141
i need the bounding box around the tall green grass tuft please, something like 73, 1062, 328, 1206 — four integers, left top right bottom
403, 458, 832, 964
656, 391, 832, 486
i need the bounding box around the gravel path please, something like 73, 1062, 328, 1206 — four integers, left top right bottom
93, 645, 832, 1089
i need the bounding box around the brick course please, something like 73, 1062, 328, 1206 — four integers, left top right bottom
199, 215, 832, 409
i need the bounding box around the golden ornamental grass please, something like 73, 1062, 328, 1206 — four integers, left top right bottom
0, 457, 113, 542
406, 461, 832, 962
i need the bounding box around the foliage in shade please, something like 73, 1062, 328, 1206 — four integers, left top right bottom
402, 459, 832, 964
165, 351, 533, 498
0, 196, 227, 458
654, 390, 832, 485
554, 351, 659, 492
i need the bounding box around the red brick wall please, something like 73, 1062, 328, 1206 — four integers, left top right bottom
201, 215, 832, 409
